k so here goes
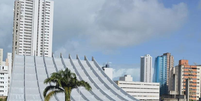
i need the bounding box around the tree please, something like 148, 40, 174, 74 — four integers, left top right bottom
43, 68, 92, 101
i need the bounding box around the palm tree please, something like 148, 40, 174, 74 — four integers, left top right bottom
43, 68, 92, 101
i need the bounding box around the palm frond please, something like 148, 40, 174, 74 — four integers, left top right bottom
43, 85, 64, 97
77, 80, 92, 91
44, 72, 63, 87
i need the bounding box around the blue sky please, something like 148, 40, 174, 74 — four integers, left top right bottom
0, 0, 200, 81
82, 0, 201, 81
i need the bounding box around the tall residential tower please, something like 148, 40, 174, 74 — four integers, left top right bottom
168, 60, 200, 101
154, 53, 174, 95
12, 0, 54, 57
140, 54, 152, 82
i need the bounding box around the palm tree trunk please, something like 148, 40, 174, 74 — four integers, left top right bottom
65, 93, 70, 101
65, 87, 71, 101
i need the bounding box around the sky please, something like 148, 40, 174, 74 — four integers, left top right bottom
0, 0, 201, 81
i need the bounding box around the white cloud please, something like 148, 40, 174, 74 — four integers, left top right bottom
90, 0, 188, 49
53, 0, 188, 53
0, 1, 13, 58
111, 64, 140, 81
112, 63, 156, 82
54, 40, 94, 58
0, 1, 13, 45
113, 68, 140, 81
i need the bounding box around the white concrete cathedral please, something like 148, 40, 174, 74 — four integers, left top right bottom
7, 54, 138, 101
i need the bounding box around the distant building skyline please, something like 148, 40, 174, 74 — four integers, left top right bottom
154, 53, 174, 95
140, 54, 152, 82
12, 0, 54, 58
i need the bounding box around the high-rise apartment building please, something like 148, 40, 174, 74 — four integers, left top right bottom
176, 60, 201, 101
12, 0, 54, 58
170, 60, 201, 101
154, 53, 174, 95
140, 54, 152, 82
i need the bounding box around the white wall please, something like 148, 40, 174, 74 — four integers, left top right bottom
103, 68, 113, 80
116, 81, 160, 101
0, 66, 9, 96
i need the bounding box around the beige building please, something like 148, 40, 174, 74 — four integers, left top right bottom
164, 53, 174, 90
169, 60, 201, 101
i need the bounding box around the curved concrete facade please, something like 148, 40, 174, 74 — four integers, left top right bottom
7, 55, 138, 101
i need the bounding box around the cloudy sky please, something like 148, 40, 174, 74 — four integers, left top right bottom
0, 0, 201, 81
